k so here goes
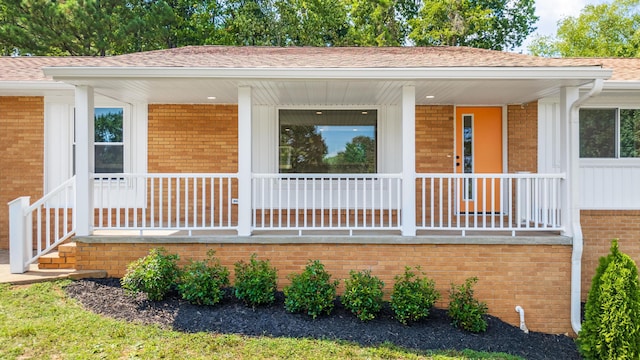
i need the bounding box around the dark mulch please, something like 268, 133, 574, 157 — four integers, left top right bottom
65, 278, 581, 360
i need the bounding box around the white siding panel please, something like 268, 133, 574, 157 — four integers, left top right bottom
537, 100, 562, 174
580, 160, 640, 209
379, 105, 402, 173
44, 100, 73, 193
252, 105, 277, 173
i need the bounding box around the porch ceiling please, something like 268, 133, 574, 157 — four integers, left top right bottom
77, 77, 598, 106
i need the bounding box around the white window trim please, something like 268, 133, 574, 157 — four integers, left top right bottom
44, 96, 147, 194
274, 105, 387, 174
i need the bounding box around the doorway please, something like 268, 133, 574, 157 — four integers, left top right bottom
455, 107, 503, 213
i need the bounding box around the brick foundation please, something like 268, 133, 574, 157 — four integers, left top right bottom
75, 241, 573, 334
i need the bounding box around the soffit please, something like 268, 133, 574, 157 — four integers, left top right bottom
79, 76, 599, 106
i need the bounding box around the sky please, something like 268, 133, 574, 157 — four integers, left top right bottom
520, 0, 610, 52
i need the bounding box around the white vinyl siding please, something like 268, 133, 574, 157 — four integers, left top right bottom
538, 98, 640, 210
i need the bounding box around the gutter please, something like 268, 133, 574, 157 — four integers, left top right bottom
42, 66, 612, 81
568, 78, 604, 334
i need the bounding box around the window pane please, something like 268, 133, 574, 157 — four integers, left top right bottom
95, 145, 124, 173
579, 109, 616, 158
620, 109, 640, 158
279, 110, 376, 173
95, 108, 123, 143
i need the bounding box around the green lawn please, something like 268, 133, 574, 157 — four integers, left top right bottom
0, 281, 522, 360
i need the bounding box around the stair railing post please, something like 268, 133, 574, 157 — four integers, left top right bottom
9, 196, 31, 274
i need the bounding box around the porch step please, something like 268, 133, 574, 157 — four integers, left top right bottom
38, 242, 76, 270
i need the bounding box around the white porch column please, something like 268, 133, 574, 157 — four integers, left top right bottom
9, 197, 31, 273
75, 85, 95, 236
559, 86, 580, 236
237, 86, 252, 236
401, 86, 416, 236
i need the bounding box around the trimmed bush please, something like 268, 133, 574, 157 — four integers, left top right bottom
448, 277, 488, 333
284, 260, 339, 319
121, 248, 180, 301
342, 269, 385, 321
234, 254, 278, 307
390, 266, 440, 325
177, 250, 230, 306
578, 239, 640, 360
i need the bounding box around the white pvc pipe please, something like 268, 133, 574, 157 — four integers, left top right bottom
515, 306, 529, 334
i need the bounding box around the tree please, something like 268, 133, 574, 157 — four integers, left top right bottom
578, 239, 640, 359
344, 0, 419, 46
275, 0, 350, 46
529, 0, 640, 57
409, 0, 537, 50
280, 125, 328, 173
330, 135, 376, 173
219, 0, 280, 46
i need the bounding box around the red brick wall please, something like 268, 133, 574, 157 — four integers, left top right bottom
75, 241, 573, 334
507, 102, 538, 173
581, 210, 640, 298
148, 104, 238, 173
0, 97, 44, 250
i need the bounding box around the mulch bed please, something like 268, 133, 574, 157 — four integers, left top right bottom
65, 278, 582, 360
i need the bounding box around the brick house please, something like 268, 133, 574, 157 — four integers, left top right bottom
2, 46, 639, 335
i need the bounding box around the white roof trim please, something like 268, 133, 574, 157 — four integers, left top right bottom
601, 81, 640, 90
43, 66, 612, 81
0, 80, 73, 91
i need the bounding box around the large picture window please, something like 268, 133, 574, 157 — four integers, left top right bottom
580, 108, 640, 158
279, 109, 377, 173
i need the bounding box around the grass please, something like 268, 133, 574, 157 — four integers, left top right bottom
0, 281, 523, 360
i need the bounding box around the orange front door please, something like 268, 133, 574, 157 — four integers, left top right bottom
455, 107, 503, 213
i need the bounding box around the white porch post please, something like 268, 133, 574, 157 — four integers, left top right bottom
237, 86, 252, 236
559, 86, 580, 236
75, 85, 95, 236
9, 197, 31, 273
401, 86, 416, 236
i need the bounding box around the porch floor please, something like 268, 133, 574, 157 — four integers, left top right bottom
84, 229, 571, 245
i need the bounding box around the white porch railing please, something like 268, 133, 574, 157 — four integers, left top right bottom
416, 173, 565, 235
252, 174, 402, 234
93, 173, 238, 234
9, 176, 76, 273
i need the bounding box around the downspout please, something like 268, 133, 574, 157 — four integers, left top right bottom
569, 78, 604, 334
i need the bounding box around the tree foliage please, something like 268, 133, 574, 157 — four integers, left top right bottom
409, 0, 536, 50
529, 0, 640, 57
0, 0, 538, 55
578, 239, 640, 359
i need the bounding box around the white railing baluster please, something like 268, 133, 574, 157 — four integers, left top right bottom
411, 173, 564, 235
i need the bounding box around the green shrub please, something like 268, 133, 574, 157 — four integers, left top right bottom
284, 260, 339, 319
448, 277, 488, 333
121, 248, 180, 301
578, 239, 640, 360
177, 250, 230, 306
342, 269, 385, 321
234, 254, 278, 307
390, 266, 440, 325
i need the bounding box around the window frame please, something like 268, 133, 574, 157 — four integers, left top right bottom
72, 106, 129, 176
579, 106, 640, 159
276, 107, 380, 175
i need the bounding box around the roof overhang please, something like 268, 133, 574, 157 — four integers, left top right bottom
0, 80, 74, 96
42, 66, 613, 106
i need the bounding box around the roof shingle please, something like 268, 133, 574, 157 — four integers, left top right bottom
0, 46, 637, 82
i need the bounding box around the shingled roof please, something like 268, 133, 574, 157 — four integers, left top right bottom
0, 46, 638, 82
